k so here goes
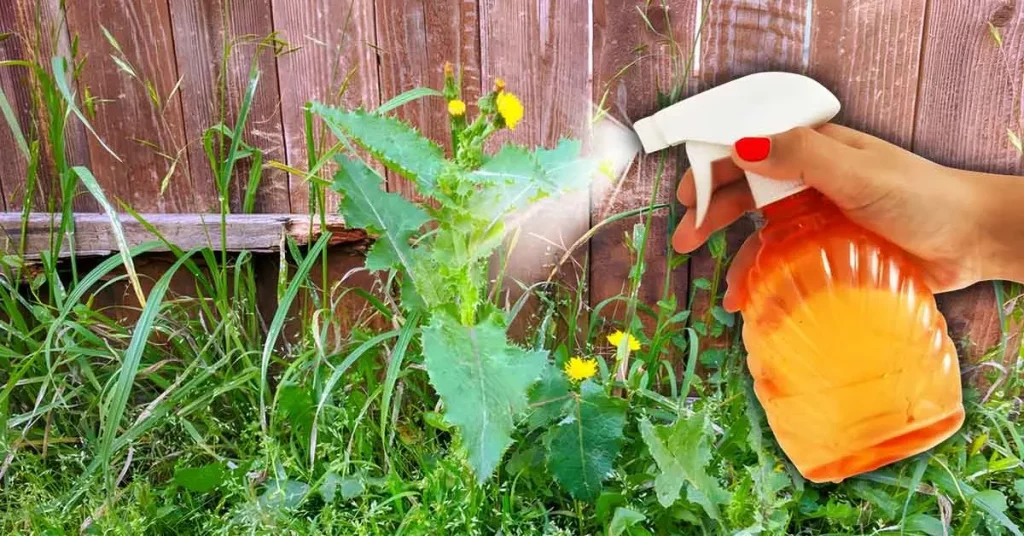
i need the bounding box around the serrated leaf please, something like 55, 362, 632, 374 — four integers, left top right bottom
545, 381, 628, 501
332, 156, 429, 276
609, 507, 646, 536
527, 363, 571, 430
534, 139, 596, 191
259, 479, 310, 511
173, 463, 226, 493
468, 145, 546, 216
313, 103, 447, 193
422, 313, 547, 482
640, 412, 730, 520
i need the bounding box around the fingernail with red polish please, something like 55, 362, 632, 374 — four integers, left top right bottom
735, 137, 771, 162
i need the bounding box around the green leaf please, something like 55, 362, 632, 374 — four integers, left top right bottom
422, 313, 547, 482
534, 139, 596, 191
313, 103, 447, 192
710, 305, 734, 328
544, 381, 628, 501
526, 363, 571, 430
640, 412, 730, 520
849, 480, 899, 518
708, 229, 727, 259
468, 145, 546, 216
259, 479, 310, 511
905, 514, 945, 536
609, 507, 646, 536
332, 156, 429, 275
173, 463, 226, 493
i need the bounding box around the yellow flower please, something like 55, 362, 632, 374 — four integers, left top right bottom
494, 77, 506, 92
564, 356, 598, 382
496, 91, 524, 130
607, 330, 641, 351
448, 99, 467, 117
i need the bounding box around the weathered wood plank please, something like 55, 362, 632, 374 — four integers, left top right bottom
0, 212, 362, 259
479, 0, 592, 336
808, 0, 926, 148
273, 0, 380, 214
64, 0, 193, 213
11, 0, 99, 212
375, 0, 481, 198
591, 1, 695, 336
912, 1, 1021, 357
0, 2, 28, 211
168, 0, 288, 214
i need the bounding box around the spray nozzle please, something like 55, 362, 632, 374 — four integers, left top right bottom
633, 72, 841, 227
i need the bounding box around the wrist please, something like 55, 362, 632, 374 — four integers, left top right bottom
971, 170, 1024, 283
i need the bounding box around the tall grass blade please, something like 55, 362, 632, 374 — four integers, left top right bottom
220, 71, 259, 195
311, 329, 399, 464
678, 328, 699, 415
260, 233, 331, 431
73, 166, 147, 307
376, 87, 443, 115
52, 57, 121, 161
97, 249, 198, 490
380, 310, 421, 462
0, 86, 29, 159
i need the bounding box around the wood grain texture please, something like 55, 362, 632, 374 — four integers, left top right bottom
479, 0, 592, 334
0, 1, 29, 211
591, 0, 695, 333
375, 0, 481, 198
913, 1, 1020, 357
169, 0, 288, 213
64, 0, 193, 212
273, 0, 380, 213
18, 0, 99, 212
808, 0, 927, 148
0, 212, 362, 259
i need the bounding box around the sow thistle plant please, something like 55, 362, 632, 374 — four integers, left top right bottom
311, 64, 632, 498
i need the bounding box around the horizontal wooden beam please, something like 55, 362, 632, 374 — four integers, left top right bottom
0, 213, 367, 259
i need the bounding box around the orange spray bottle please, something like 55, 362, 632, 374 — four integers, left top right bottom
633, 72, 964, 482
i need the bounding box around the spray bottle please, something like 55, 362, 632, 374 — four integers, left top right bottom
634, 72, 964, 483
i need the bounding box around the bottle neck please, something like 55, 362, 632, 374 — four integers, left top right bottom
760, 189, 832, 222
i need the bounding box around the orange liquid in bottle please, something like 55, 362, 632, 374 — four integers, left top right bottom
739, 190, 964, 483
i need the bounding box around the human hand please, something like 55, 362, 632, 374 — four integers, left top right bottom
671, 123, 1024, 312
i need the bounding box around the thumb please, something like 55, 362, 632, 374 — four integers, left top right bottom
730, 126, 878, 209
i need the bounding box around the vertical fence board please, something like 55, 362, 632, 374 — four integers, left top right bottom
273, 0, 380, 214
808, 0, 926, 148
0, 3, 28, 211
478, 0, 592, 335
590, 1, 695, 338
64, 0, 192, 213
169, 0, 288, 213
690, 0, 805, 343
375, 0, 481, 199
913, 1, 1019, 357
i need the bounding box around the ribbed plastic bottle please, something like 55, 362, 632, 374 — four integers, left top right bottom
633, 72, 964, 482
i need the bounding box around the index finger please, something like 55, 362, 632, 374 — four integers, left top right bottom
676, 158, 746, 207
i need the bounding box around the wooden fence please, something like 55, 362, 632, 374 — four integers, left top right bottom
1, 0, 1020, 354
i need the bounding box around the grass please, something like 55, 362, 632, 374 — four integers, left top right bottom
0, 4, 1022, 535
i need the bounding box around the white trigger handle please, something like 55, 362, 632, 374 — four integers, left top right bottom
687, 141, 808, 228
686, 141, 732, 228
